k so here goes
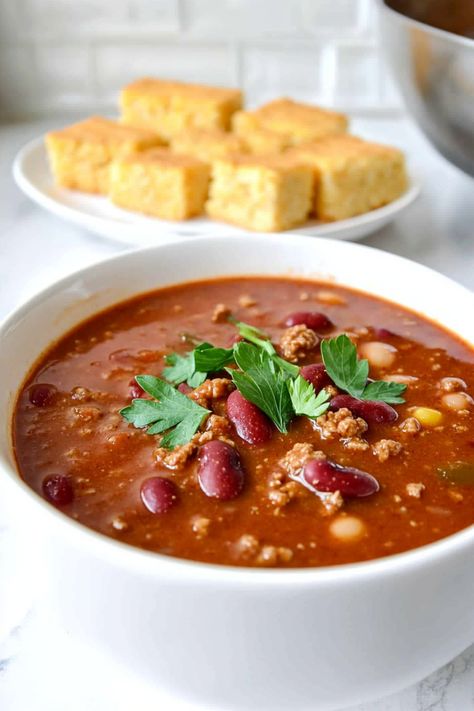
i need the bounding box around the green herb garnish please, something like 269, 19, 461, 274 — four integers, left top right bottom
121, 328, 407, 449
163, 342, 234, 387
361, 380, 406, 404
229, 342, 330, 431
287, 375, 330, 418
120, 375, 210, 449
228, 347, 294, 433
321, 334, 406, 404
234, 320, 299, 377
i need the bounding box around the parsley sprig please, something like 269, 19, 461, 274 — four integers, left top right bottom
321, 334, 406, 404
120, 375, 209, 449
121, 326, 406, 449
228, 341, 330, 432
233, 320, 299, 377
163, 342, 234, 387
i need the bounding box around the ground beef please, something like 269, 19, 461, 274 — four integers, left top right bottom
279, 442, 326, 475
188, 378, 235, 408
322, 490, 344, 515
204, 414, 232, 438
373, 439, 403, 463
191, 515, 211, 538
316, 408, 368, 450
268, 479, 301, 514
406, 482, 425, 498
343, 437, 370, 451
211, 303, 231, 323
71, 405, 102, 422
238, 294, 257, 307
256, 545, 293, 566
155, 441, 197, 470
399, 417, 421, 435
279, 324, 319, 363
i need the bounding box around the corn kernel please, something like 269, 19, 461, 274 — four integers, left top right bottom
411, 407, 443, 427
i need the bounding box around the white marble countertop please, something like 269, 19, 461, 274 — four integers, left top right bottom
0, 115, 473, 711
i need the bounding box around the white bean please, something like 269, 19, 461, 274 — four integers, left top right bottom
385, 374, 418, 384
359, 341, 397, 370
329, 515, 366, 542
439, 377, 467, 393
441, 392, 473, 411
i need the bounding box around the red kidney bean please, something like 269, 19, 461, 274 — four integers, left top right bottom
129, 378, 145, 399
29, 383, 57, 407
284, 311, 333, 332
141, 477, 179, 514
226, 390, 273, 444
300, 363, 331, 393
330, 394, 398, 424
304, 458, 379, 498
373, 327, 398, 340
198, 440, 245, 500
42, 474, 74, 506
177, 382, 193, 395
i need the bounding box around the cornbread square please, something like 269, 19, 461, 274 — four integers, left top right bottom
109, 148, 210, 221
232, 98, 348, 146
120, 78, 243, 141
170, 128, 247, 163
206, 155, 313, 232
289, 135, 408, 221
45, 116, 162, 194
238, 125, 290, 155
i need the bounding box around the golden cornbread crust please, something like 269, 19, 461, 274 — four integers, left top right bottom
120, 78, 243, 140
206, 156, 313, 232
46, 116, 162, 194
289, 134, 408, 221
109, 148, 210, 221
232, 98, 348, 146
170, 128, 247, 162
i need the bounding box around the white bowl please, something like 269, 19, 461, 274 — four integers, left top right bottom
1, 234, 473, 711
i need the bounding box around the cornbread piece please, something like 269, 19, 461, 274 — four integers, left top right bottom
120, 78, 243, 140
110, 149, 210, 220
170, 128, 247, 163
45, 116, 162, 194
289, 135, 408, 221
206, 154, 313, 232
232, 98, 348, 146
238, 126, 290, 156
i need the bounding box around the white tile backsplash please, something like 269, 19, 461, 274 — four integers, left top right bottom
182, 0, 304, 39
242, 44, 324, 105
95, 42, 237, 108
301, 0, 364, 34
0, 0, 402, 119
333, 43, 381, 108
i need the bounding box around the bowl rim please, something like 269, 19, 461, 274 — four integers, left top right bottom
377, 0, 474, 49
2, 233, 474, 587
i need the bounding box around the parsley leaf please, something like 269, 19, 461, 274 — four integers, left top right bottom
234, 320, 299, 378
233, 320, 275, 356
228, 347, 294, 433
321, 334, 368, 398
287, 376, 330, 418
163, 342, 234, 387
162, 350, 204, 387
233, 341, 266, 371
193, 344, 234, 373
360, 380, 406, 404
321, 334, 407, 404
120, 375, 210, 449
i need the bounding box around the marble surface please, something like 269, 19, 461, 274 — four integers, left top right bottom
0, 115, 473, 711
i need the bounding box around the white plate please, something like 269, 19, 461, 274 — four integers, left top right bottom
13, 136, 421, 247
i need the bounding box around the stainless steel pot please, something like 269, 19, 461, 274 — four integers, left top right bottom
378, 0, 474, 177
